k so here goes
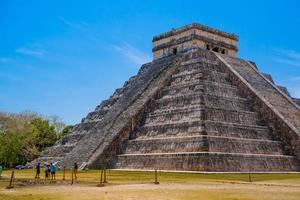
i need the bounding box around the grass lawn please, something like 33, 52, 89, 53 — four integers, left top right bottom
0, 169, 300, 200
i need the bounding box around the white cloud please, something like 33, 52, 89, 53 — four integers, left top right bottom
112, 43, 151, 66
16, 48, 44, 58
275, 49, 300, 60
274, 48, 300, 67
275, 58, 300, 67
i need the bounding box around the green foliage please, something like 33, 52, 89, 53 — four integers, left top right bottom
0, 132, 23, 167
0, 112, 70, 168
27, 118, 57, 151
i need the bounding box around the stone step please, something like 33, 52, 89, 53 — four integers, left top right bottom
161, 81, 242, 99
144, 107, 262, 126
150, 104, 255, 117
149, 105, 203, 117
171, 71, 202, 86
145, 107, 202, 125
123, 135, 285, 155
137, 120, 273, 140
178, 67, 224, 79
115, 152, 300, 172
40, 144, 76, 157
204, 70, 231, 84
176, 64, 220, 77
83, 109, 108, 123
203, 94, 252, 111
204, 107, 263, 126
59, 132, 87, 144
205, 120, 273, 139
171, 70, 231, 86
164, 80, 238, 91
155, 93, 252, 111
179, 58, 221, 73
172, 68, 227, 79
172, 68, 204, 79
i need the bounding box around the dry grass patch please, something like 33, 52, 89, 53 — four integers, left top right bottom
0, 169, 300, 200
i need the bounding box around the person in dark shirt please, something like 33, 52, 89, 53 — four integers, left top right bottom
74, 162, 78, 180
35, 163, 40, 179
44, 164, 49, 181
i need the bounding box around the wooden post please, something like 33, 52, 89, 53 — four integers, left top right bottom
62, 166, 66, 181
248, 171, 252, 183
97, 170, 104, 187
154, 169, 159, 184
6, 170, 14, 189
71, 168, 74, 185
103, 168, 107, 183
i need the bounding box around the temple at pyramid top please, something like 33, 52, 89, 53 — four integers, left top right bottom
152, 23, 238, 59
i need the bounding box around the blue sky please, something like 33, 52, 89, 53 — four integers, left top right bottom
1, 0, 300, 124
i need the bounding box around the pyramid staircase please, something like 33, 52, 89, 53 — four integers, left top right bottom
115, 50, 300, 172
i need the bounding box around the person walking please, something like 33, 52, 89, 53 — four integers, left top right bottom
74, 162, 78, 180
50, 163, 56, 181
35, 163, 40, 179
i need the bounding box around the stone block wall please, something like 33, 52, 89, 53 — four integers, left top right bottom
115, 49, 300, 172
216, 53, 300, 160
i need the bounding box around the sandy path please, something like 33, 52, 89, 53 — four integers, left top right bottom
1, 181, 300, 200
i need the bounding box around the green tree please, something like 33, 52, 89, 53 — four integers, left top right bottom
0, 132, 23, 167
29, 118, 57, 152
0, 111, 70, 167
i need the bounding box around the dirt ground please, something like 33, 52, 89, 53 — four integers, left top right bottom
1, 170, 300, 200
1, 181, 300, 200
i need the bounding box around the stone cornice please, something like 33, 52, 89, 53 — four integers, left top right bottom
152, 34, 238, 52
153, 23, 238, 42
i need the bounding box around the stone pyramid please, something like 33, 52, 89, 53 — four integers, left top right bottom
32, 23, 300, 172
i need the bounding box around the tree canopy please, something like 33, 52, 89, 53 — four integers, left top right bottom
0, 112, 72, 168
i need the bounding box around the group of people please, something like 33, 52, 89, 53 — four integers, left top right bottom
35, 163, 56, 180
35, 162, 78, 181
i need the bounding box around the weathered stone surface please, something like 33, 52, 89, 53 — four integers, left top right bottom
115, 49, 300, 171
116, 153, 299, 172
293, 98, 300, 106
31, 23, 300, 172
262, 73, 274, 83
216, 53, 300, 161
277, 86, 291, 97
152, 23, 238, 59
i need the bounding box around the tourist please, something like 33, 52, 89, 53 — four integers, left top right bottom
0, 165, 2, 178
35, 163, 40, 179
50, 163, 56, 180
74, 162, 78, 180
44, 164, 49, 180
